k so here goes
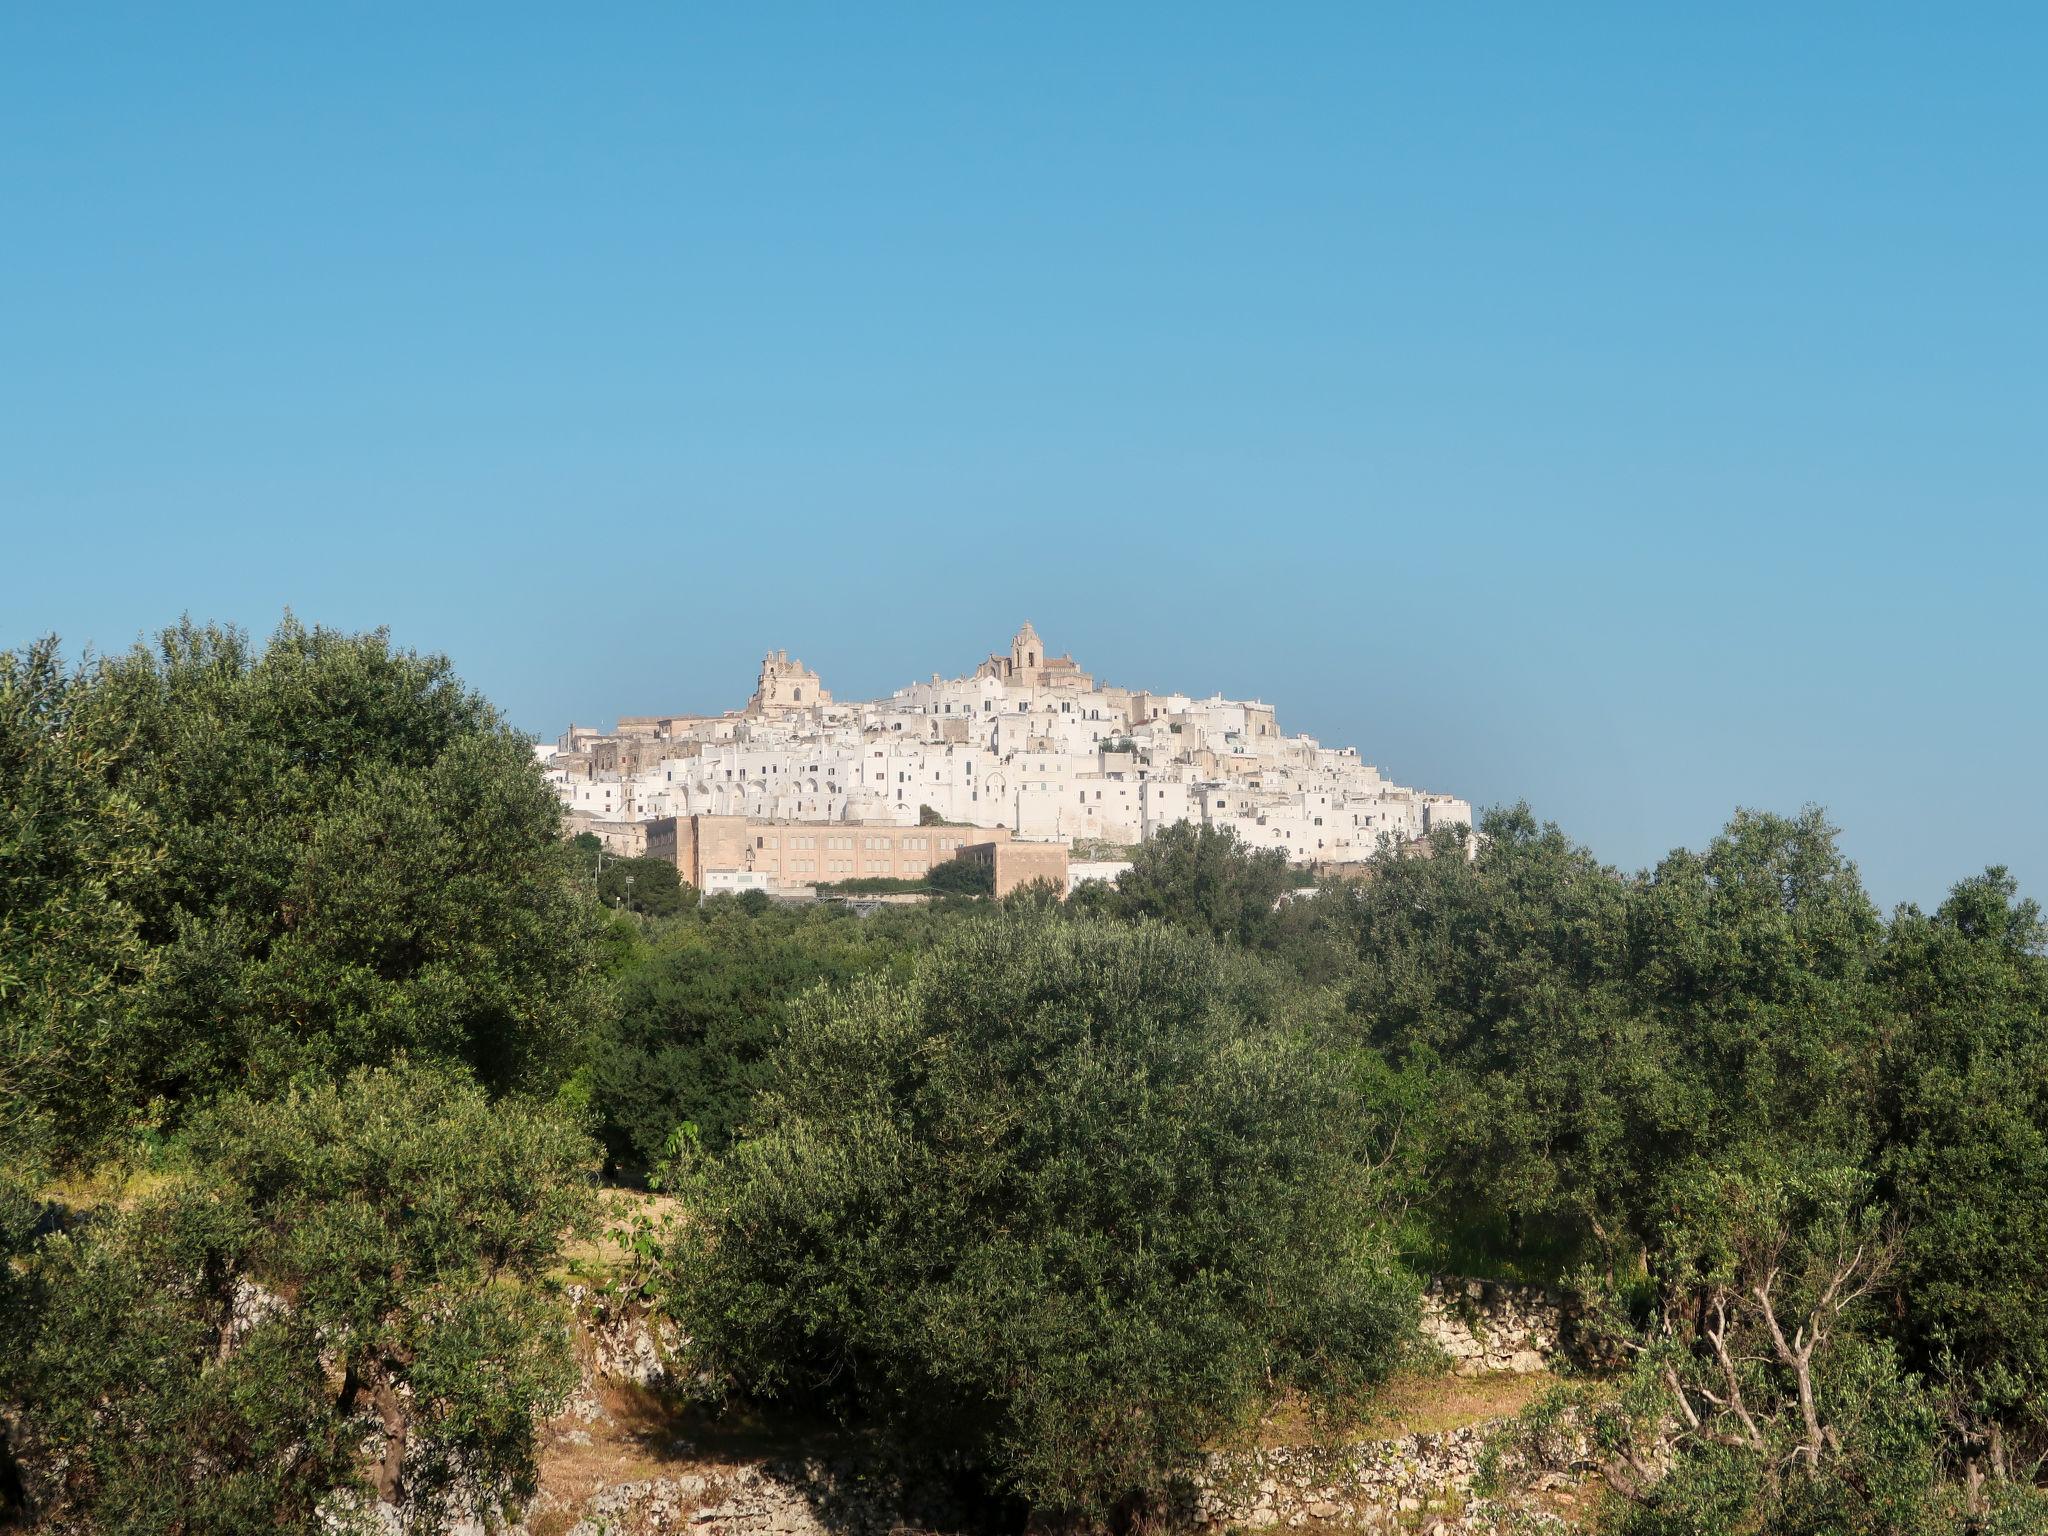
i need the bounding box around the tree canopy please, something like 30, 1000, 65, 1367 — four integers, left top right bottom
3, 1064, 594, 1533
2, 619, 609, 1167
665, 914, 1416, 1522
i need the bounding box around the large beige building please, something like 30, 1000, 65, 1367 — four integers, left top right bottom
975, 620, 1093, 691
954, 838, 1073, 898
648, 813, 1034, 891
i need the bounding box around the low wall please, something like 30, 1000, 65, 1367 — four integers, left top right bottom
1187, 1430, 1492, 1532
1419, 1277, 1564, 1376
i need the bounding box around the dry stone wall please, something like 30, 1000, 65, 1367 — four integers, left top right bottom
1186, 1429, 1494, 1533
517, 1277, 1584, 1535
1418, 1278, 1565, 1376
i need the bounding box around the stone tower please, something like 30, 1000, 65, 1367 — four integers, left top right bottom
746, 649, 831, 717
1010, 621, 1043, 683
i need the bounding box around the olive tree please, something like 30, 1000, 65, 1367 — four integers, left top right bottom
2, 619, 611, 1161
665, 914, 1415, 1523
3, 1064, 596, 1533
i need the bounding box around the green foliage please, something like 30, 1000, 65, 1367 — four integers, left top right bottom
0, 639, 159, 1163
1872, 869, 2048, 1466
1103, 822, 1296, 947
811, 868, 993, 896
1492, 1157, 2048, 1535
1307, 803, 2048, 1520
597, 853, 696, 917
664, 914, 1415, 1521
814, 875, 930, 894
924, 854, 994, 896
589, 899, 955, 1176
0, 620, 611, 1162
570, 837, 671, 913
1324, 805, 1891, 1274
3, 1063, 596, 1532
4, 1188, 365, 1533
918, 802, 945, 826
1328, 806, 1652, 1267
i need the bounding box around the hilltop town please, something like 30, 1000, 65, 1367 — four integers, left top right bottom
539, 622, 1471, 894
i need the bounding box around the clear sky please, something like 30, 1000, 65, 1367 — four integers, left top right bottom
4, 4, 2043, 910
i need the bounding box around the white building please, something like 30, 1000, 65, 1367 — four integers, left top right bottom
543, 625, 1472, 869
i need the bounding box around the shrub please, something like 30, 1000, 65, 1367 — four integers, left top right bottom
924, 855, 994, 896
2, 1063, 596, 1532
664, 914, 1414, 1521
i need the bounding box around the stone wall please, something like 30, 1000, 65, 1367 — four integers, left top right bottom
1172, 1279, 1578, 1532
1419, 1277, 1565, 1376
1187, 1430, 1496, 1533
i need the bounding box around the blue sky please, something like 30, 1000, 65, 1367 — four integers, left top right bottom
4, 4, 2043, 910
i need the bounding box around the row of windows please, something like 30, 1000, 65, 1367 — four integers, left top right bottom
759, 832, 972, 854
781, 857, 941, 876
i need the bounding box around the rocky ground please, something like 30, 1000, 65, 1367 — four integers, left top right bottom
510, 1285, 1603, 1536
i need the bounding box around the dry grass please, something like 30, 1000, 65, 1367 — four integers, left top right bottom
1249, 1367, 1562, 1450
1360, 1368, 1562, 1437
555, 1186, 686, 1286
40, 1162, 182, 1213
533, 1381, 704, 1511
527, 1312, 854, 1531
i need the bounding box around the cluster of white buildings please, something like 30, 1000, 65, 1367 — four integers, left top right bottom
539, 623, 1470, 880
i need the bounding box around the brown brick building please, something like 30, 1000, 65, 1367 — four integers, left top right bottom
647, 814, 1032, 891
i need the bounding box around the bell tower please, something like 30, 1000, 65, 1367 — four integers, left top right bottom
1011, 620, 1043, 682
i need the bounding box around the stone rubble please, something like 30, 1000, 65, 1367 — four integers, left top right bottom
569, 1283, 688, 1391
554, 1459, 966, 1536
1190, 1428, 1491, 1533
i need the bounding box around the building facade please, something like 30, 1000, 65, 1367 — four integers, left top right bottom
544, 622, 1472, 894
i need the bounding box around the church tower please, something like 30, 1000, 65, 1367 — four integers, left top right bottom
1010, 621, 1043, 683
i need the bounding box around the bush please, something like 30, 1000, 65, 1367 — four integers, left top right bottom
1, 1063, 595, 1532
664, 914, 1414, 1521
924, 855, 994, 896
596, 854, 696, 917
1104, 823, 1295, 947
1, 620, 611, 1162
589, 900, 954, 1175
814, 875, 929, 895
